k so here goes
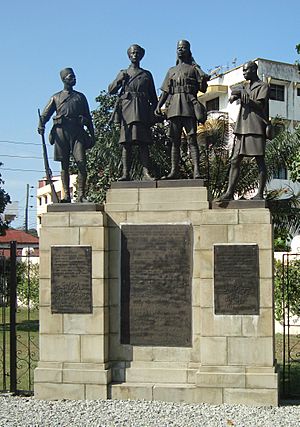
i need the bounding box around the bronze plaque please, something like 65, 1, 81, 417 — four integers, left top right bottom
121, 224, 192, 347
51, 246, 92, 313
214, 244, 259, 315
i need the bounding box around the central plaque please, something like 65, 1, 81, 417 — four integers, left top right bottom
51, 246, 92, 313
214, 244, 259, 315
121, 224, 192, 347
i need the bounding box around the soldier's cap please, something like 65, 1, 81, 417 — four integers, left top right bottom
127, 44, 145, 60
60, 67, 75, 80
177, 40, 191, 49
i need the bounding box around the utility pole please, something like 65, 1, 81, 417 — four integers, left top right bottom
24, 184, 29, 233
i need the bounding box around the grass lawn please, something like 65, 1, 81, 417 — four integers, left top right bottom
0, 307, 39, 393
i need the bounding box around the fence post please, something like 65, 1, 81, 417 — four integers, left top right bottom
9, 240, 17, 393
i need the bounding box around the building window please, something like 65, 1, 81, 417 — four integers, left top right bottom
38, 197, 42, 206
297, 87, 300, 96
273, 166, 288, 180
270, 84, 285, 101
206, 97, 220, 112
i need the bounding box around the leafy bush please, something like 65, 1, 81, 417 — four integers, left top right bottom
274, 258, 300, 321
17, 261, 39, 308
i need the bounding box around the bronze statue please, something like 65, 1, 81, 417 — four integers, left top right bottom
155, 40, 209, 179
38, 68, 95, 203
108, 44, 158, 181
218, 61, 270, 201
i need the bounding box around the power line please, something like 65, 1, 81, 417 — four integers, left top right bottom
0, 140, 40, 146
0, 154, 53, 160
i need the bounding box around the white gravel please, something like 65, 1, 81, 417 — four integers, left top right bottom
0, 395, 300, 426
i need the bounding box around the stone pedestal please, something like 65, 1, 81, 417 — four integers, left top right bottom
34, 205, 111, 400
35, 182, 278, 405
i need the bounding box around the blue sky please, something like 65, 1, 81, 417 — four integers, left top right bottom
1, 0, 299, 228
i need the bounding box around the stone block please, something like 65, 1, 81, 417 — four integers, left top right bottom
223, 388, 278, 406
39, 307, 63, 334
200, 337, 227, 365
42, 212, 70, 227
242, 309, 273, 337
109, 306, 120, 334
238, 209, 271, 224
34, 383, 85, 400
193, 306, 201, 335
109, 279, 120, 306
228, 337, 274, 366
139, 187, 208, 204
199, 279, 213, 308
259, 250, 273, 278
39, 251, 50, 279
40, 334, 80, 362
108, 227, 121, 251
260, 279, 274, 308
63, 307, 108, 334
106, 188, 139, 204
34, 368, 62, 383
92, 250, 106, 279
39, 279, 50, 306
228, 224, 272, 249
81, 335, 109, 363
246, 373, 278, 389
197, 225, 228, 249
79, 227, 105, 250
126, 368, 187, 383
152, 347, 190, 363
70, 211, 105, 227
153, 384, 198, 403
133, 346, 154, 361
192, 278, 201, 307
111, 362, 127, 382
105, 203, 138, 212
200, 309, 242, 336
194, 250, 212, 279
108, 251, 120, 279
190, 335, 201, 363
126, 211, 188, 223
189, 210, 238, 225
140, 202, 208, 211
92, 279, 109, 307
86, 384, 108, 399
63, 368, 109, 384
40, 227, 80, 250
196, 372, 245, 388
110, 383, 153, 401
109, 334, 132, 360
105, 212, 126, 227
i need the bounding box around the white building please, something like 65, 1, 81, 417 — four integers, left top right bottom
36, 174, 77, 234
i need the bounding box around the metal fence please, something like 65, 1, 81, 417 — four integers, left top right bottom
0, 241, 39, 395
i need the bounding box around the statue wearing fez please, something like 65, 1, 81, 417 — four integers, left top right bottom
155, 40, 210, 179
108, 44, 158, 181
38, 68, 95, 202
218, 61, 270, 201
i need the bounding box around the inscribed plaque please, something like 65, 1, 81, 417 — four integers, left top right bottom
121, 224, 192, 347
214, 244, 259, 315
51, 246, 92, 313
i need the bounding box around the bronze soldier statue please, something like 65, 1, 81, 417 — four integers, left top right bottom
38, 68, 95, 202
155, 40, 209, 179
218, 61, 270, 201
108, 44, 158, 181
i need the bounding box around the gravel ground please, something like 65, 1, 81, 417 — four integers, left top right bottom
0, 396, 300, 427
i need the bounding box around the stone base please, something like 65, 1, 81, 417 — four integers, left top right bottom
35, 362, 111, 400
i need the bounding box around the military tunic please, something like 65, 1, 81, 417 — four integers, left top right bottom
40, 90, 92, 162
108, 66, 157, 144
233, 79, 270, 157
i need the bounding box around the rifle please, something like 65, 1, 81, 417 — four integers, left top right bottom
38, 109, 59, 203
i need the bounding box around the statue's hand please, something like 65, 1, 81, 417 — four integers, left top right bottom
38, 126, 45, 135
117, 71, 128, 85
241, 90, 250, 105
155, 107, 162, 117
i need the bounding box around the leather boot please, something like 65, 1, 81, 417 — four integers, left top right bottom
119, 146, 132, 181
166, 144, 180, 179
77, 172, 88, 202
189, 139, 201, 179
140, 145, 154, 181
61, 171, 71, 203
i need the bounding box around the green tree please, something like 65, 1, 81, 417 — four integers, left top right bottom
17, 260, 39, 308
274, 258, 300, 321
0, 166, 11, 235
